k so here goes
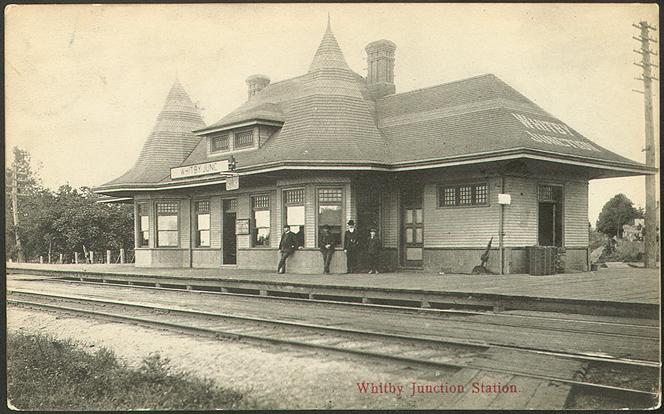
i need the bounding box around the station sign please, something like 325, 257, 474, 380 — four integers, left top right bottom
170, 160, 230, 179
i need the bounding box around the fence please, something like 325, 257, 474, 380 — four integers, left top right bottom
28, 249, 135, 265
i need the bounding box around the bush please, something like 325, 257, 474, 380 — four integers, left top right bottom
7, 332, 250, 410
614, 241, 644, 262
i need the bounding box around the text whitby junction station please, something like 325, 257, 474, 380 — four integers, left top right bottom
95, 21, 653, 274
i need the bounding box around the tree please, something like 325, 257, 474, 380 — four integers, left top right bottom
596, 194, 642, 238
5, 148, 134, 262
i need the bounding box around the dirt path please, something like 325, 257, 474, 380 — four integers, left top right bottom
8, 306, 462, 410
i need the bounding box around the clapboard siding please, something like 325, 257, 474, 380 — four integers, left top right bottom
179, 199, 191, 248
503, 177, 538, 247
564, 181, 589, 247
210, 196, 222, 249
305, 185, 316, 248
382, 189, 399, 248
423, 178, 500, 248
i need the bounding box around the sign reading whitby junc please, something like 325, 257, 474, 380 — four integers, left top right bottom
170, 160, 230, 179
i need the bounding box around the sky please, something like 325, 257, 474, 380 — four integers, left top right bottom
5, 3, 659, 224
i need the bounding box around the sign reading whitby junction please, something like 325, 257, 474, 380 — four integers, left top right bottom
170, 160, 230, 179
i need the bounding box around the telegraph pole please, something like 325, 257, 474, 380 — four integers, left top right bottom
633, 21, 659, 268
7, 167, 25, 262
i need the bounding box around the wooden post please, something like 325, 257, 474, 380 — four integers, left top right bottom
120, 248, 125, 264
106, 250, 111, 264
74, 252, 79, 264
59, 253, 63, 264
90, 251, 94, 264
39, 256, 43, 264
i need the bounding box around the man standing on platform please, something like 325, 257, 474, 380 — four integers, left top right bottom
343, 220, 360, 273
277, 224, 300, 274
367, 227, 382, 274
319, 224, 336, 274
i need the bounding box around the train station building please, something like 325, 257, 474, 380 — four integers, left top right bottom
95, 22, 653, 274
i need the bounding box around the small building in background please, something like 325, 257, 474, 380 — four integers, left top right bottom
94, 21, 653, 274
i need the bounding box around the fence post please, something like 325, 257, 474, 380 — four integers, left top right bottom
106, 250, 111, 264
74, 252, 79, 264
59, 253, 63, 264
39, 256, 43, 264
120, 249, 125, 264
90, 251, 94, 264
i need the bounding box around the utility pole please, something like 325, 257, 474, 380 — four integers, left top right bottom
7, 167, 25, 262
633, 21, 659, 268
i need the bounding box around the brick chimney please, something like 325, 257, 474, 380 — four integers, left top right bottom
365, 39, 396, 99
246, 74, 270, 99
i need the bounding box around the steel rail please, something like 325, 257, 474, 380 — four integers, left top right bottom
22, 277, 661, 331
9, 288, 660, 369
8, 296, 658, 402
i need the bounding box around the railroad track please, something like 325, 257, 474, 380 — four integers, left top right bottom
8, 288, 660, 405
20, 277, 661, 339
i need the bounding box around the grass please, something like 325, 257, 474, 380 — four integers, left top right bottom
7, 332, 251, 410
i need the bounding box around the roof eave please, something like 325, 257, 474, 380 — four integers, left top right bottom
193, 119, 284, 136
94, 149, 653, 194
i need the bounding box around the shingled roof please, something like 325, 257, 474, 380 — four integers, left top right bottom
100, 79, 205, 186
183, 20, 389, 170
96, 23, 651, 193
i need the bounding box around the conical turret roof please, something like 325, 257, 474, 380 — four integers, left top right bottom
102, 78, 206, 186
308, 18, 350, 72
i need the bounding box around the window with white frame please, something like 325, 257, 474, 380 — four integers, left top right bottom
284, 188, 305, 247
194, 200, 210, 247
317, 188, 343, 247
156, 201, 179, 247
438, 183, 488, 207
252, 195, 271, 247
137, 202, 150, 247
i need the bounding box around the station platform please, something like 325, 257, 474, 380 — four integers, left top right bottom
6, 263, 660, 318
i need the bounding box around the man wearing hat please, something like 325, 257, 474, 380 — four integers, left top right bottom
366, 227, 382, 274
319, 224, 336, 274
277, 224, 301, 274
343, 220, 360, 273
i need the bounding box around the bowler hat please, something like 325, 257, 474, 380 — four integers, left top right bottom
369, 227, 377, 232
322, 224, 330, 230
347, 220, 355, 226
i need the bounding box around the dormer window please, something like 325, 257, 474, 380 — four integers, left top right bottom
234, 130, 254, 149
211, 133, 230, 152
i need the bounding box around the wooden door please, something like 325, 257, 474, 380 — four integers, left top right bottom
401, 187, 423, 267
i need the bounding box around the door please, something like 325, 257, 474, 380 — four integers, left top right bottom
222, 199, 237, 264
538, 202, 562, 247
401, 187, 423, 267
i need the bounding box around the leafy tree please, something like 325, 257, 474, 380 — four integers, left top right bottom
5, 147, 134, 262
596, 194, 642, 238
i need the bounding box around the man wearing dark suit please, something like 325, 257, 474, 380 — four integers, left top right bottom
277, 225, 300, 273
319, 224, 336, 274
366, 227, 382, 274
343, 220, 360, 273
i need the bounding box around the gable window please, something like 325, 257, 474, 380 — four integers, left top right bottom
194, 200, 210, 247
137, 202, 150, 247
156, 201, 179, 247
438, 183, 488, 207
317, 188, 343, 247
211, 134, 230, 152
234, 130, 254, 149
284, 188, 305, 247
252, 194, 271, 247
